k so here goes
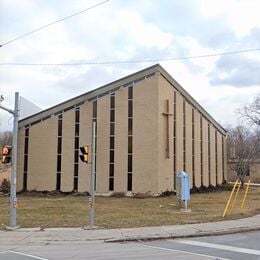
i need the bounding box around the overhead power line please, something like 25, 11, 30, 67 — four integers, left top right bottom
0, 0, 110, 48
0, 48, 259, 66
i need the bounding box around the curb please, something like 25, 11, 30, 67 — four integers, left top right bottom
105, 226, 260, 243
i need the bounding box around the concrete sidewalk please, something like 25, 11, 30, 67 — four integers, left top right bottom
0, 215, 259, 246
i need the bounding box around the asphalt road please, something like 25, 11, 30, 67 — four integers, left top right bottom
0, 231, 259, 259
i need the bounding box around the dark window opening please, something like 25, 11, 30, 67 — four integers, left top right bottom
110, 123, 115, 136
128, 86, 133, 99
75, 124, 80, 136
110, 109, 115, 122
58, 120, 63, 137
57, 138, 62, 154
128, 100, 133, 118
73, 177, 78, 191
127, 173, 132, 191
109, 163, 114, 177
110, 150, 114, 163
128, 137, 132, 154
93, 100, 97, 118
74, 137, 79, 149
128, 118, 133, 135
56, 172, 61, 191
128, 155, 132, 172
23, 155, 28, 172
57, 155, 62, 172
109, 177, 114, 191
75, 110, 80, 123
110, 137, 114, 149
24, 138, 29, 155
110, 95, 115, 109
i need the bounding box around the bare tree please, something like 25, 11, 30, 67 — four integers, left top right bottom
227, 125, 259, 187
239, 94, 260, 127
0, 131, 12, 147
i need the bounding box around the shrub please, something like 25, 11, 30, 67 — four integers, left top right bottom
1, 179, 10, 194
110, 192, 126, 197
133, 192, 152, 199
160, 190, 176, 197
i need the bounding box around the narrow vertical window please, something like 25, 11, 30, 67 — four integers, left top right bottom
222, 135, 225, 181
183, 100, 186, 171
200, 115, 203, 186
109, 93, 115, 191
92, 100, 97, 190
215, 130, 218, 185
56, 114, 63, 191
23, 126, 29, 190
208, 123, 211, 186
73, 107, 80, 191
127, 86, 133, 191
192, 109, 195, 187
173, 92, 176, 189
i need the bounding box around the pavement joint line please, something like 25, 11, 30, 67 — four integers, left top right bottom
172, 239, 260, 255
8, 250, 49, 260
141, 244, 231, 260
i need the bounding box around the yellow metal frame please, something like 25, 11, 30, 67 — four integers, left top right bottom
223, 180, 239, 217
223, 179, 251, 217
240, 180, 251, 214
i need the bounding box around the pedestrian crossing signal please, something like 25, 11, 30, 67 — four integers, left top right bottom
80, 146, 90, 163
1, 146, 12, 164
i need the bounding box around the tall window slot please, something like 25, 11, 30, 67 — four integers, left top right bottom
173, 92, 176, 189
127, 86, 133, 191
200, 115, 203, 185
208, 123, 211, 186
192, 109, 195, 187
109, 93, 115, 191
56, 114, 63, 190
183, 100, 186, 171
92, 100, 97, 190
215, 130, 218, 185
73, 107, 80, 191
222, 135, 225, 181
23, 126, 29, 190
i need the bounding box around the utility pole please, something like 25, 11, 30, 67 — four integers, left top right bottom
0, 92, 19, 229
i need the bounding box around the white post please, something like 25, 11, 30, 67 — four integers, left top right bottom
10, 92, 19, 228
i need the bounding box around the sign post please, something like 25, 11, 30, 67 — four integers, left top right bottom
79, 121, 96, 228
10, 92, 19, 228
0, 92, 19, 229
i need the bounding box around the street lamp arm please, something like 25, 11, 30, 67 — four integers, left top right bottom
0, 104, 15, 115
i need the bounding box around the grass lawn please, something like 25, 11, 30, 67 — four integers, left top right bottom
0, 188, 259, 229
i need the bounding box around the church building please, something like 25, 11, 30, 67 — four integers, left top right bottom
17, 64, 227, 194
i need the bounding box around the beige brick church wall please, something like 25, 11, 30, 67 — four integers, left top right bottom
114, 87, 128, 192
158, 76, 174, 192
78, 102, 92, 192
27, 116, 57, 191
96, 95, 110, 193
133, 75, 160, 193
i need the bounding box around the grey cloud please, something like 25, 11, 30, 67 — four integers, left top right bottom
209, 54, 260, 87
208, 27, 260, 87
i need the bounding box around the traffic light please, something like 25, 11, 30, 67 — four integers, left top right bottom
1, 146, 12, 164
80, 146, 90, 163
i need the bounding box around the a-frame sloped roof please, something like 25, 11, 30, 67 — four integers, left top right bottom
19, 64, 226, 134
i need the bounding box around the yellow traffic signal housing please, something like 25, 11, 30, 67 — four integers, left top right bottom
1, 146, 12, 164
80, 146, 90, 163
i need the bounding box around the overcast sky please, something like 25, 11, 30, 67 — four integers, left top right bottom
0, 0, 259, 131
